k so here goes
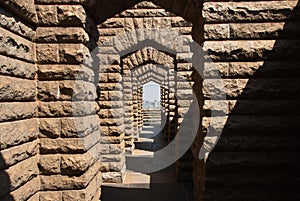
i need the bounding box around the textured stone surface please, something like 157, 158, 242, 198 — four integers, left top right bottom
0, 27, 34, 62
203, 1, 298, 23
0, 7, 35, 40
0, 102, 37, 122
0, 55, 36, 79
38, 101, 98, 117
40, 162, 100, 190
0, 140, 38, 169
0, 0, 38, 23
37, 5, 86, 26
36, 27, 89, 43
38, 64, 94, 81
0, 119, 38, 149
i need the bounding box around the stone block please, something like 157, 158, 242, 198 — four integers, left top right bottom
0, 55, 35, 79
0, 0, 38, 24
61, 115, 99, 138
3, 156, 38, 192
203, 40, 276, 61
0, 119, 38, 150
36, 44, 59, 63
0, 76, 36, 101
0, 27, 34, 62
203, 1, 298, 23
0, 102, 37, 122
39, 118, 61, 138
38, 81, 60, 101
60, 144, 99, 175
38, 64, 94, 81
59, 44, 91, 65
0, 7, 35, 40
6, 177, 40, 201
36, 27, 89, 43
58, 80, 97, 101
0, 140, 38, 169
39, 192, 62, 201
38, 101, 98, 117
39, 130, 100, 154
102, 172, 123, 183
40, 161, 100, 190
39, 154, 61, 174
37, 5, 86, 26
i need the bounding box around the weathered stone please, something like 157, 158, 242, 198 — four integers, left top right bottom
57, 5, 86, 25
117, 9, 173, 17
39, 192, 62, 201
229, 23, 285, 39
39, 118, 61, 138
59, 44, 91, 65
98, 108, 123, 118
37, 27, 89, 43
4, 156, 38, 192
61, 115, 99, 138
0, 0, 38, 24
38, 81, 60, 101
204, 24, 229, 40
0, 27, 34, 62
36, 44, 59, 64
0, 102, 36, 122
36, 5, 57, 25
171, 17, 192, 27
62, 80, 96, 101
6, 177, 40, 201
38, 101, 98, 117
101, 143, 124, 154
61, 171, 101, 201
0, 119, 38, 150
101, 172, 123, 183
39, 130, 99, 154
37, 5, 86, 26
0, 140, 38, 169
203, 1, 298, 23
0, 7, 35, 40
40, 162, 100, 190
0, 55, 35, 79
203, 40, 276, 61
99, 18, 124, 28
60, 145, 99, 175
38, 64, 94, 81
39, 155, 61, 174
100, 134, 125, 144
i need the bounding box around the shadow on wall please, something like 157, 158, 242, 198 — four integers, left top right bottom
204, 1, 300, 200
0, 155, 13, 200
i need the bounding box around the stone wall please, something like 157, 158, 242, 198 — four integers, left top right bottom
199, 1, 300, 200
0, 1, 39, 200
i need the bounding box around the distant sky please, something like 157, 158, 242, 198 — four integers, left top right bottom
143, 81, 160, 102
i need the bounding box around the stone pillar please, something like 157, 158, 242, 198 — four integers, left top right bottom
167, 69, 176, 141
132, 80, 139, 140
123, 64, 134, 154
137, 87, 144, 133
175, 60, 194, 182
0, 1, 39, 200
98, 54, 125, 183
36, 2, 101, 200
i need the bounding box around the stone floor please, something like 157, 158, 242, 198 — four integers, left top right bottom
101, 120, 194, 201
